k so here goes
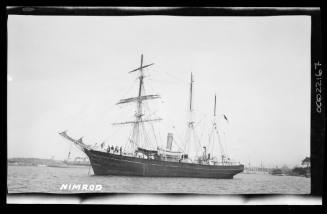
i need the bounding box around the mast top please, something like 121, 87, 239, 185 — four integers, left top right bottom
129, 54, 154, 74
117, 55, 159, 105
113, 54, 161, 126
189, 72, 194, 112
214, 94, 217, 117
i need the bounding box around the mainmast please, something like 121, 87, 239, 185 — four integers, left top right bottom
214, 94, 216, 117
188, 72, 194, 128
113, 54, 161, 151
185, 73, 201, 158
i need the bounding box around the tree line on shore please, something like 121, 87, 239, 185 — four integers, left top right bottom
244, 157, 310, 177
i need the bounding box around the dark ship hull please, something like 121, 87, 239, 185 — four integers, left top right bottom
84, 149, 244, 179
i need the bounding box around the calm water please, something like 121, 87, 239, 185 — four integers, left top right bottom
7, 165, 310, 194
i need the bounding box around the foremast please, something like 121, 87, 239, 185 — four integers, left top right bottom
113, 54, 161, 152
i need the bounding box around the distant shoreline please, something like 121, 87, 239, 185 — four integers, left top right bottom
8, 157, 89, 167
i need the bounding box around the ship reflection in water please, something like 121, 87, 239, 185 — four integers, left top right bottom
7, 165, 310, 194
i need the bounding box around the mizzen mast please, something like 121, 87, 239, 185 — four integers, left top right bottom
210, 94, 226, 162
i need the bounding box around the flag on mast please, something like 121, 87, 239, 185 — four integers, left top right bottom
223, 114, 229, 122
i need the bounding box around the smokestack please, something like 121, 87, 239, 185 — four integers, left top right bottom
166, 133, 173, 150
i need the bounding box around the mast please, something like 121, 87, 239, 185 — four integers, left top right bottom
213, 94, 217, 127
185, 72, 200, 158
188, 72, 194, 128
214, 94, 216, 117
189, 73, 193, 113
208, 94, 226, 163
134, 54, 145, 149
113, 54, 161, 151
215, 94, 225, 162
137, 54, 144, 118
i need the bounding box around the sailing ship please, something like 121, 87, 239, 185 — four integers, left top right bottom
59, 55, 244, 179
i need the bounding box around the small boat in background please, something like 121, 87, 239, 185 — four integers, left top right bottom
270, 168, 284, 176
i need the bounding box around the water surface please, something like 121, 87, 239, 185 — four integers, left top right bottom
7, 165, 310, 194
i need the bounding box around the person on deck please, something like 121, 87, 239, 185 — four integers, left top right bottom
115, 146, 119, 154
120, 147, 122, 155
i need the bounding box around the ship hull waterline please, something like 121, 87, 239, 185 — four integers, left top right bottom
84, 149, 244, 179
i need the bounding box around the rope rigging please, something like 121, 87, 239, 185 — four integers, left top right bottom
57, 54, 243, 173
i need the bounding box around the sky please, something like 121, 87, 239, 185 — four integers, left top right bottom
7, 15, 311, 168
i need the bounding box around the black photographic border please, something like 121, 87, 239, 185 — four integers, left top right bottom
3, 6, 325, 205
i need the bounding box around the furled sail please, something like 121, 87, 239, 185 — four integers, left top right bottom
136, 147, 158, 156
112, 118, 162, 125
157, 147, 183, 154
117, 94, 160, 105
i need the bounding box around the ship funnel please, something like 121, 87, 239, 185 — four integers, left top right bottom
166, 133, 173, 150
